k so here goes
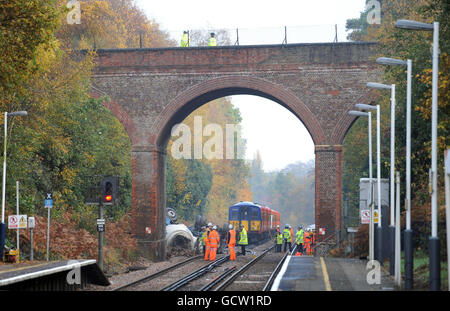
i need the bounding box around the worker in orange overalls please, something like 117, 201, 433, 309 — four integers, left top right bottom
208, 225, 220, 261
204, 223, 212, 261
304, 230, 311, 255
226, 224, 237, 261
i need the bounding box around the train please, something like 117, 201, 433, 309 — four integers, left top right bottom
228, 201, 281, 242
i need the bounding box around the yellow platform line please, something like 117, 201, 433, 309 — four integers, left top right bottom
320, 257, 332, 291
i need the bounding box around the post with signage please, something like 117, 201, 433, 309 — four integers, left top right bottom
45, 192, 53, 261
16, 181, 19, 257
7, 214, 27, 263
28, 217, 35, 261
98, 198, 104, 271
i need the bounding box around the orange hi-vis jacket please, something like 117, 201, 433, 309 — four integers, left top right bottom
227, 229, 236, 245
209, 230, 220, 248
289, 228, 294, 243
304, 232, 310, 243
204, 229, 210, 247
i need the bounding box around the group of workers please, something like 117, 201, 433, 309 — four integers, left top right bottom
275, 224, 315, 256
200, 222, 315, 261
200, 223, 247, 261
181, 31, 217, 47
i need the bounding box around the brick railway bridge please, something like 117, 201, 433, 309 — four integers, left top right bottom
91, 42, 381, 260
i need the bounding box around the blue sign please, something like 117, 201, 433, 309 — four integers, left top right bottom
45, 199, 53, 208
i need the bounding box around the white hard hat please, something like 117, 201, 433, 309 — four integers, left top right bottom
213, 225, 217, 230
229, 224, 233, 229
208, 222, 212, 227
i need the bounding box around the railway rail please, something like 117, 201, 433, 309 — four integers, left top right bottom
112, 255, 202, 291
111, 240, 283, 291
212, 245, 275, 291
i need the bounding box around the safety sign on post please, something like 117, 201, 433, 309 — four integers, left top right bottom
8, 215, 27, 229
373, 210, 379, 224
319, 228, 326, 235
46, 191, 52, 261
361, 210, 371, 224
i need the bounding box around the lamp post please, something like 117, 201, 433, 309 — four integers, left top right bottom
0, 111, 28, 260
355, 104, 382, 262
348, 109, 374, 260
395, 19, 440, 291
376, 56, 414, 289
367, 82, 396, 269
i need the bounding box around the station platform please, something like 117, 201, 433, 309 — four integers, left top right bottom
0, 259, 109, 290
271, 255, 396, 291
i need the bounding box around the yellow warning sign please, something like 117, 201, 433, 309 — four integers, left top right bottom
373, 210, 379, 224
18, 215, 27, 228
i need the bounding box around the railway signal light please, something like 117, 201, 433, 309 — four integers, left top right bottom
101, 176, 118, 205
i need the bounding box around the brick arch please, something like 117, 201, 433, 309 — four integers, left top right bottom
331, 89, 379, 144
149, 75, 326, 148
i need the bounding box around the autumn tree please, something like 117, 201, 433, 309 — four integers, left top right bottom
344, 0, 449, 255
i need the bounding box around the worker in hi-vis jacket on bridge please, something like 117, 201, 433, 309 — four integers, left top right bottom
181, 31, 189, 47
208, 32, 217, 46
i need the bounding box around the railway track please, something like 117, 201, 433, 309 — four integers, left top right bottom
112, 255, 203, 291
111, 240, 285, 291
163, 244, 291, 291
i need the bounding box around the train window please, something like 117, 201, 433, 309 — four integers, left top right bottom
230, 207, 239, 220
251, 207, 259, 220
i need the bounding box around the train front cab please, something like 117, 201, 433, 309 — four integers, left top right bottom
229, 203, 262, 243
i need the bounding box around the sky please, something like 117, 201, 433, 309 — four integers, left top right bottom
136, 0, 367, 171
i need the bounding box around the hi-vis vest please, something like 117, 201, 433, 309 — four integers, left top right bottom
239, 228, 248, 245
295, 229, 304, 244
201, 231, 208, 245
228, 229, 236, 245
276, 233, 283, 244
208, 37, 217, 46
204, 229, 210, 247
283, 228, 291, 241
209, 230, 219, 248
181, 33, 189, 47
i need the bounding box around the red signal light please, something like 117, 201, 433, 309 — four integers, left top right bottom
105, 195, 112, 202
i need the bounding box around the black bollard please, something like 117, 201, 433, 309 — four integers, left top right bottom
404, 229, 414, 290
376, 226, 383, 265
389, 226, 395, 275
0, 222, 5, 260
429, 236, 440, 291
